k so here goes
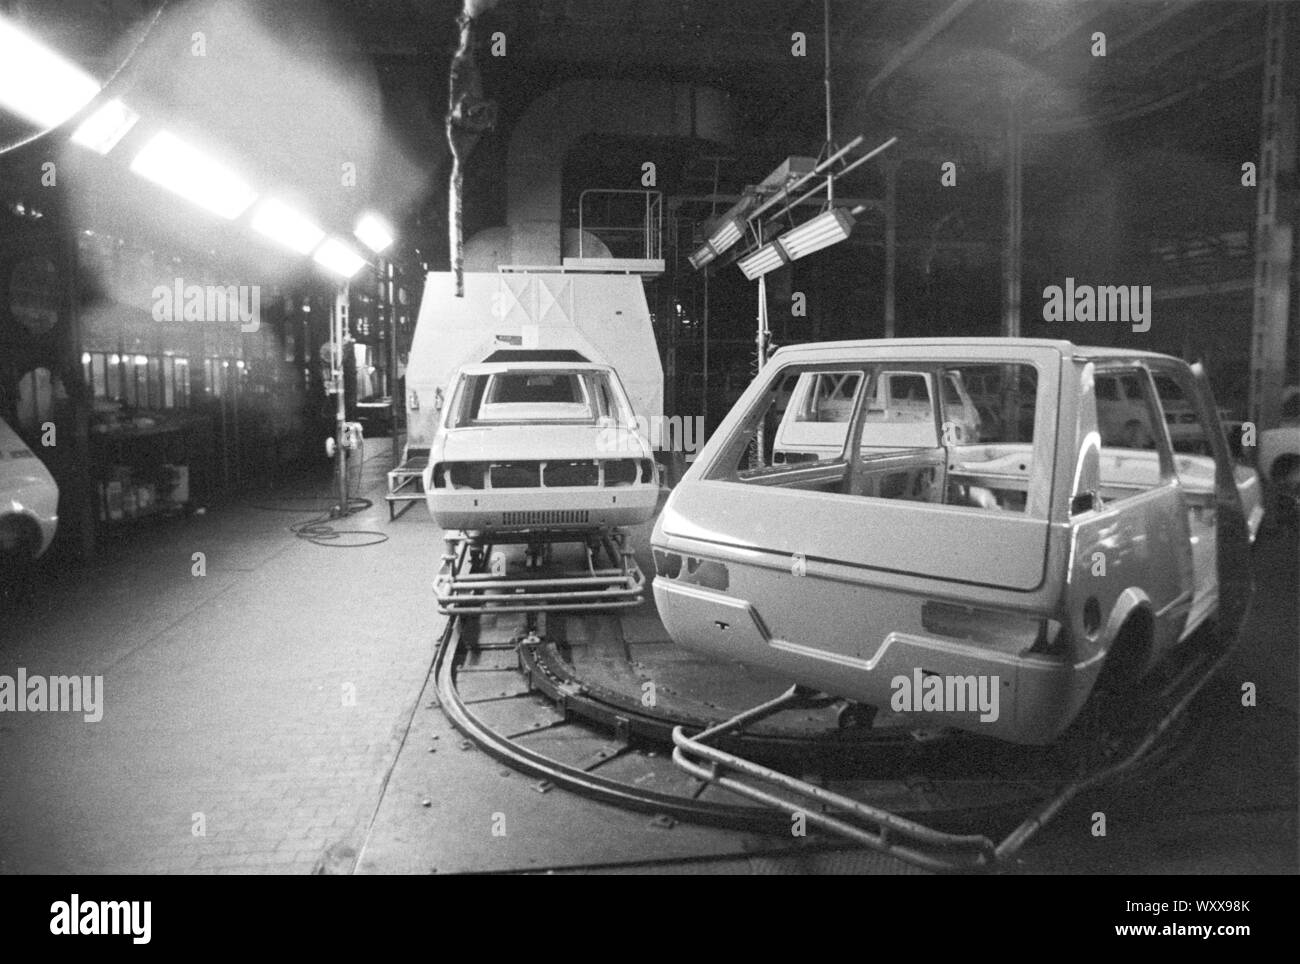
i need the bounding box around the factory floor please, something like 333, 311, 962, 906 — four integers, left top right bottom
0, 441, 1295, 875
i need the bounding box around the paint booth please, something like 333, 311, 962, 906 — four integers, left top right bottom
402, 270, 663, 450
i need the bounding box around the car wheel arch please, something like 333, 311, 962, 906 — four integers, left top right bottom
0, 511, 42, 558
1096, 589, 1155, 684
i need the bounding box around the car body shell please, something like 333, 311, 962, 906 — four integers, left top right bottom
651, 338, 1257, 746
0, 416, 59, 559
1258, 385, 1300, 496
423, 361, 660, 533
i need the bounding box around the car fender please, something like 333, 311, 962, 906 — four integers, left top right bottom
1097, 586, 1155, 673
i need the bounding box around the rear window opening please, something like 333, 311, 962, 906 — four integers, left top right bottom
704, 361, 1041, 515
447, 368, 629, 426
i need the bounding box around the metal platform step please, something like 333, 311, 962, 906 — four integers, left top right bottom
386, 447, 430, 520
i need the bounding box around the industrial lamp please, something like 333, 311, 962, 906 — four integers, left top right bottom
777, 207, 855, 260
688, 216, 745, 270
0, 15, 98, 128
738, 241, 788, 281
130, 131, 257, 220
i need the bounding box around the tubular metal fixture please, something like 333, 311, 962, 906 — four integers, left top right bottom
433, 530, 645, 615
824, 0, 833, 205
670, 622, 1242, 873
671, 689, 998, 873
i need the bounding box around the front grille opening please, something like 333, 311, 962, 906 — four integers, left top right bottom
445, 462, 487, 489
545, 460, 599, 486
603, 459, 640, 486
489, 462, 542, 488
501, 509, 591, 526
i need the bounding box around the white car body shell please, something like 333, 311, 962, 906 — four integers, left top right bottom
423, 361, 659, 533
652, 338, 1258, 746
0, 416, 59, 558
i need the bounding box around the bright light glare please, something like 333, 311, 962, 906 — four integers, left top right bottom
129, 131, 257, 220
354, 213, 394, 254
312, 237, 366, 279
252, 198, 324, 255
0, 16, 99, 128
71, 98, 139, 154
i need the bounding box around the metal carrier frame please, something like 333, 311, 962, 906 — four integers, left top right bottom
671, 633, 1237, 873
434, 528, 645, 615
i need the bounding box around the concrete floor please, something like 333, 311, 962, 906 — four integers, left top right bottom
1, 443, 1295, 874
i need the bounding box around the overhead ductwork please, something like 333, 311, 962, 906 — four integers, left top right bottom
466, 79, 735, 268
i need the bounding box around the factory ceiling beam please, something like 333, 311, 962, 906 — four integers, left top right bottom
1106, 0, 1198, 57
861, 0, 979, 100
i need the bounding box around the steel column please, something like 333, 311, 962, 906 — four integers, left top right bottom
1002, 110, 1023, 338
884, 159, 898, 338
1250, 2, 1295, 431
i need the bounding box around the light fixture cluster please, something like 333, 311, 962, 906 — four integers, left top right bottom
0, 13, 395, 280
687, 216, 745, 270
738, 207, 855, 280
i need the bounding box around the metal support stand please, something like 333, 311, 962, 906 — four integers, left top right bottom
753, 273, 770, 467
883, 158, 898, 338
330, 283, 350, 516
434, 529, 645, 615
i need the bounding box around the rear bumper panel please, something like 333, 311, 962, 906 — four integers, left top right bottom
652, 577, 1098, 745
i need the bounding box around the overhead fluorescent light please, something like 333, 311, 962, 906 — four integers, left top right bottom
70, 98, 139, 154
738, 241, 788, 280
688, 245, 715, 271
778, 207, 855, 261
687, 216, 747, 272
312, 237, 366, 279
706, 217, 743, 255
251, 198, 324, 255
354, 212, 394, 254
0, 16, 99, 128
130, 131, 257, 220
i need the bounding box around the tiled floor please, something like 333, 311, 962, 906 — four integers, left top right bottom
0, 450, 442, 873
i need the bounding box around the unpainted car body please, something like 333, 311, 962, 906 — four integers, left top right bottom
0, 415, 59, 562
652, 339, 1257, 746
1259, 385, 1300, 518
423, 361, 659, 533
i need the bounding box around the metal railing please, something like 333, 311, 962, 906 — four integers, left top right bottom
576, 189, 663, 261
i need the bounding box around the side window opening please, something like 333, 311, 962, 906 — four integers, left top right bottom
1151, 368, 1219, 496
1091, 366, 1168, 502
941, 363, 1038, 513
703, 360, 1043, 516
